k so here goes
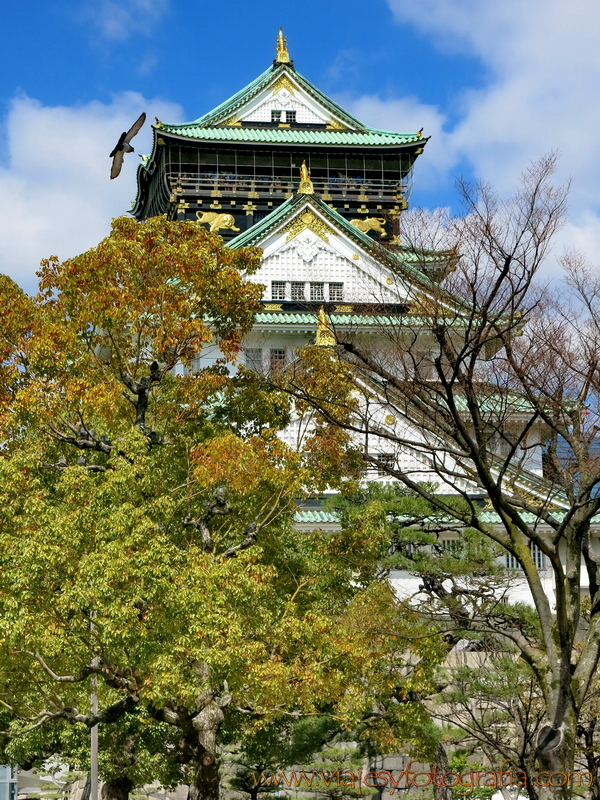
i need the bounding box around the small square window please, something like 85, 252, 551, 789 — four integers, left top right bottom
505, 543, 545, 570
245, 348, 263, 371
291, 282, 305, 301
269, 348, 287, 371
442, 539, 461, 554
530, 543, 545, 569
375, 453, 395, 476
310, 282, 324, 302
271, 110, 282, 122
271, 281, 286, 300
329, 282, 344, 302
285, 111, 296, 123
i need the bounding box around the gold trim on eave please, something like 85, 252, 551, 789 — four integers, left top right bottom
275, 27, 291, 63
282, 209, 334, 243
316, 306, 336, 347
326, 118, 348, 130
221, 115, 241, 127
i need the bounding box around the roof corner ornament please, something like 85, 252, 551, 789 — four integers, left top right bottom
316, 306, 336, 347
299, 161, 314, 195
275, 27, 291, 64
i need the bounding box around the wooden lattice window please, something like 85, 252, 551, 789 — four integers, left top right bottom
271, 281, 286, 300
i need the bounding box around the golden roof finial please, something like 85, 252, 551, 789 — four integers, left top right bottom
275, 27, 291, 64
316, 306, 336, 347
299, 160, 314, 195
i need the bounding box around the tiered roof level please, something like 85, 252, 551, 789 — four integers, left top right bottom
132, 29, 428, 241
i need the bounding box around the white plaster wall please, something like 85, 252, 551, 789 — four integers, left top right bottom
243, 89, 325, 124
252, 231, 405, 305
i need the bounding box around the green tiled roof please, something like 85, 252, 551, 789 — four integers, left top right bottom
158, 124, 420, 147
295, 507, 599, 527
190, 64, 368, 131
255, 311, 433, 327
452, 391, 537, 416
157, 64, 423, 148
295, 509, 339, 524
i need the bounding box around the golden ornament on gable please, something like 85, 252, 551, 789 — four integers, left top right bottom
282, 209, 334, 243
270, 74, 296, 95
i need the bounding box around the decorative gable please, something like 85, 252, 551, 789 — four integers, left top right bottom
248, 203, 413, 305
225, 73, 347, 128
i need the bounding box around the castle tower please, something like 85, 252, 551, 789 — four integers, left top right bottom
132, 29, 427, 241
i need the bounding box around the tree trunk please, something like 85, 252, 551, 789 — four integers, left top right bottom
101, 776, 134, 800
432, 742, 453, 800
580, 721, 600, 800
188, 756, 221, 800
536, 720, 578, 800
186, 692, 227, 800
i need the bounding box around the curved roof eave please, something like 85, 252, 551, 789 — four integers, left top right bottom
149, 127, 428, 150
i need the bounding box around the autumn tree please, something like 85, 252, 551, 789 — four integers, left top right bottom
279, 155, 600, 798
0, 217, 436, 800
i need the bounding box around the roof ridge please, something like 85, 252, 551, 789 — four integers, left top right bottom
163, 63, 370, 132
192, 66, 275, 127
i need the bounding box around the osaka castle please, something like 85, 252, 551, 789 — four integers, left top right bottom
132, 28, 453, 370
131, 30, 571, 606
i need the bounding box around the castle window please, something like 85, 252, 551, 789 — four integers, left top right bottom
531, 543, 545, 569
269, 348, 287, 371
271, 281, 286, 300
271, 110, 282, 122
291, 282, 305, 301
506, 542, 545, 570
375, 453, 395, 475
245, 348, 263, 371
310, 282, 324, 301
442, 539, 461, 554
285, 111, 296, 123
329, 282, 344, 302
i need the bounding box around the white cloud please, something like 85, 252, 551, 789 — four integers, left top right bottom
346, 0, 600, 269
0, 92, 182, 293
83, 0, 170, 41
335, 93, 454, 194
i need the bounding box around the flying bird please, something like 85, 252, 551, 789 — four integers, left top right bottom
110, 112, 146, 179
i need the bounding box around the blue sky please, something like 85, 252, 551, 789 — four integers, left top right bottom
1, 0, 600, 292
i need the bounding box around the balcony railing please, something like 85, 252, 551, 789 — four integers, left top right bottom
167, 172, 409, 202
